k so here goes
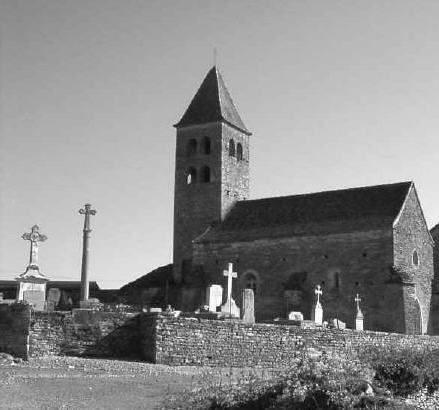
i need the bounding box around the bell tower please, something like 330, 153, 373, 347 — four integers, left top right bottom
173, 66, 251, 283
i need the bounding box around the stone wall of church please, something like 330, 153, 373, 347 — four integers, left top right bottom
429, 226, 439, 334
393, 186, 434, 334
140, 314, 439, 368
193, 228, 406, 332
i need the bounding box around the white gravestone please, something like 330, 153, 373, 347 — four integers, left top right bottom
220, 263, 240, 318
313, 285, 323, 325
355, 294, 364, 331
288, 311, 304, 321
206, 285, 223, 312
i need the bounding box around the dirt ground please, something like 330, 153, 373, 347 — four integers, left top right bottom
0, 356, 233, 410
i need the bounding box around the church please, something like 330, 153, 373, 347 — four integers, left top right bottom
152, 66, 435, 334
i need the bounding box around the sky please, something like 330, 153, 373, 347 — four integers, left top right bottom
1, 0, 438, 289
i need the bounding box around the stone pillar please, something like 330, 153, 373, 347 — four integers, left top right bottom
241, 288, 255, 323
79, 204, 97, 302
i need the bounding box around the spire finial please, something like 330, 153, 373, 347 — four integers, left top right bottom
213, 47, 217, 67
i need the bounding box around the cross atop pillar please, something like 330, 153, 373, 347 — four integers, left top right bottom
315, 284, 322, 304
223, 263, 237, 301
22, 225, 47, 268
79, 203, 97, 231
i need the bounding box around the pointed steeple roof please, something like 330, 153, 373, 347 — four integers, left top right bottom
175, 66, 251, 135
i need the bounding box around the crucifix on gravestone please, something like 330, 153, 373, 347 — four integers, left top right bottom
223, 263, 237, 303
355, 293, 361, 312
79, 203, 97, 302
22, 225, 47, 269
355, 293, 364, 331
313, 284, 323, 325
315, 285, 322, 305
220, 262, 240, 318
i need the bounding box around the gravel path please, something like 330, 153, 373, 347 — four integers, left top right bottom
0, 357, 213, 409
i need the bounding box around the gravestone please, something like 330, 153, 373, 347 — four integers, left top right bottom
16, 225, 49, 308
47, 288, 61, 306
241, 289, 255, 323
219, 263, 240, 318
206, 285, 223, 312
312, 285, 323, 325
23, 289, 46, 310
220, 298, 240, 318
331, 318, 346, 330
355, 293, 364, 331
288, 311, 304, 321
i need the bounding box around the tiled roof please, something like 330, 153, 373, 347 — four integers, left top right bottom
174, 66, 251, 135
197, 181, 413, 242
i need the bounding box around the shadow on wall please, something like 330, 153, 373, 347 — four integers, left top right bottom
82, 315, 143, 359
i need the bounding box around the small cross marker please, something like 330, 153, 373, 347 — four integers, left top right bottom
315, 285, 322, 304
223, 263, 237, 301
355, 293, 362, 311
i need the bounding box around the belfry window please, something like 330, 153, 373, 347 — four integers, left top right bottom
200, 166, 211, 183
202, 137, 211, 155
186, 139, 197, 157
187, 167, 197, 184
237, 143, 243, 161
229, 139, 235, 157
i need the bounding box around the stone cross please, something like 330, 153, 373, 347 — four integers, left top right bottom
22, 225, 47, 268
79, 203, 97, 302
223, 263, 237, 301
355, 293, 361, 312
315, 284, 322, 305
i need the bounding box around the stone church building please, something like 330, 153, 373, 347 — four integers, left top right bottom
170, 66, 434, 334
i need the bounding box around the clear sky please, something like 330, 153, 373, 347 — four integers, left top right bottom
1, 1, 438, 289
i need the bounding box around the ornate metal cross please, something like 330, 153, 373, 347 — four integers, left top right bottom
315, 284, 322, 304
223, 263, 237, 301
355, 293, 361, 310
22, 225, 47, 267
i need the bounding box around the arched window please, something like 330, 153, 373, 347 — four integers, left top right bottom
186, 139, 197, 157
327, 269, 341, 290
244, 273, 258, 292
187, 167, 197, 184
202, 137, 211, 155
237, 143, 243, 161
412, 250, 419, 267
229, 139, 235, 157
200, 166, 211, 183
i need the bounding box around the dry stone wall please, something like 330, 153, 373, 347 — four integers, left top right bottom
141, 314, 439, 368
0, 304, 30, 358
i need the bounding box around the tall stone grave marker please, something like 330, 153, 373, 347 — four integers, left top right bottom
206, 284, 223, 312
355, 293, 364, 331
241, 288, 255, 323
312, 285, 323, 325
16, 225, 49, 310
220, 263, 240, 318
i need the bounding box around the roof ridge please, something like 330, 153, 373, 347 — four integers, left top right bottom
240, 181, 413, 205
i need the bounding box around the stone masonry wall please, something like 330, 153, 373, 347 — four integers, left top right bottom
0, 304, 31, 359
141, 314, 439, 368
393, 186, 434, 334
29, 309, 140, 358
